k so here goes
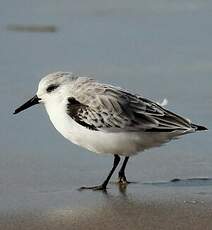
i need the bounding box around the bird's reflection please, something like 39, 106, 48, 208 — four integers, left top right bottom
118, 183, 128, 195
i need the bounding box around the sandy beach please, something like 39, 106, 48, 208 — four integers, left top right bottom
1, 183, 212, 230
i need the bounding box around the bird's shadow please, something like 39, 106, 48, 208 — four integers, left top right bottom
104, 177, 212, 200
114, 177, 212, 195
77, 177, 212, 198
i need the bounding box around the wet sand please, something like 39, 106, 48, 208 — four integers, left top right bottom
1, 180, 212, 230
1, 195, 212, 230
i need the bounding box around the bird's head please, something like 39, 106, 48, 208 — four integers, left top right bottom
13, 72, 78, 114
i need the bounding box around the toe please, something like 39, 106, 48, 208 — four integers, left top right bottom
79, 185, 107, 191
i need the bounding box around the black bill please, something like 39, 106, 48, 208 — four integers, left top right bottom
13, 95, 41, 114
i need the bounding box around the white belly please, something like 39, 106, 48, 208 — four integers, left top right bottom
45, 102, 177, 156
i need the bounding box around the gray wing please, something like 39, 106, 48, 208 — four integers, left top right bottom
67, 79, 192, 132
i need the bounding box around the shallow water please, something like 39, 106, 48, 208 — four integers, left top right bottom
0, 0, 212, 227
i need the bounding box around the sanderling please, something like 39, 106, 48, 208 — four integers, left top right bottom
14, 72, 207, 190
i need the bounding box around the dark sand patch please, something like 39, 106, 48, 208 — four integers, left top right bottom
6, 24, 58, 33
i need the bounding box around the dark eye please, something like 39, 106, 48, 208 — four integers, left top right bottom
46, 84, 59, 93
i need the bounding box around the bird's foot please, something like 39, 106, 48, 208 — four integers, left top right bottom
79, 184, 107, 191
118, 176, 130, 185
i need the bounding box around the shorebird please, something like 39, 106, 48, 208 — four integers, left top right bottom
14, 72, 207, 190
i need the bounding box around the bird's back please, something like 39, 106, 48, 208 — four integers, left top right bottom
66, 77, 205, 135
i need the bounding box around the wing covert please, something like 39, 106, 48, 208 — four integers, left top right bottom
66, 79, 192, 132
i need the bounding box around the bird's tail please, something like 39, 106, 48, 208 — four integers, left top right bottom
191, 124, 208, 131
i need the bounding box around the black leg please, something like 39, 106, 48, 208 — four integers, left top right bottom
80, 154, 121, 191
118, 156, 130, 184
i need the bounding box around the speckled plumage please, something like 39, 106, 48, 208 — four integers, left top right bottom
46, 73, 192, 133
